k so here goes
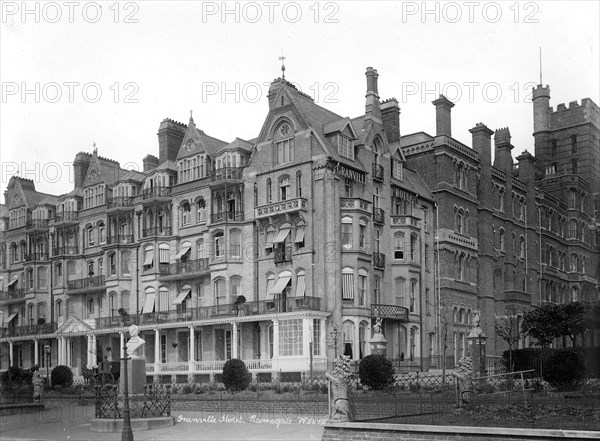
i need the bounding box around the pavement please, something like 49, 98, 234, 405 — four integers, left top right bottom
0, 403, 326, 441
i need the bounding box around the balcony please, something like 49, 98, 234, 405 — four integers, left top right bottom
107, 196, 134, 210
373, 207, 385, 224
274, 245, 292, 264
340, 198, 371, 211
158, 258, 210, 280
0, 289, 26, 303
142, 186, 171, 200
25, 219, 50, 230
255, 197, 307, 219
67, 275, 105, 292
4, 322, 58, 337
106, 235, 134, 245
142, 227, 172, 238
95, 296, 322, 329
210, 211, 244, 224
371, 304, 409, 321
504, 290, 532, 304
391, 215, 420, 227
54, 211, 79, 223
372, 163, 384, 182
210, 167, 243, 184
52, 246, 79, 256
24, 252, 50, 262
373, 252, 385, 269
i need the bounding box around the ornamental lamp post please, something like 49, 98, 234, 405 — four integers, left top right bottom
44, 344, 51, 381
118, 309, 134, 441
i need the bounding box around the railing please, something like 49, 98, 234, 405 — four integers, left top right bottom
191, 360, 226, 371
0, 289, 26, 301
255, 197, 307, 218
54, 211, 79, 222
106, 235, 134, 245
371, 304, 409, 321
156, 362, 190, 373
4, 322, 58, 337
52, 246, 79, 256
210, 167, 243, 182
373, 207, 385, 224
143, 227, 172, 237
24, 252, 49, 262
243, 359, 273, 370
274, 245, 292, 264
372, 163, 384, 181
146, 359, 273, 373
25, 219, 50, 229
373, 252, 385, 268
390, 215, 420, 227
158, 258, 210, 276
142, 186, 171, 200
340, 198, 370, 211
95, 296, 322, 328
210, 211, 244, 223
67, 275, 105, 291
107, 196, 134, 209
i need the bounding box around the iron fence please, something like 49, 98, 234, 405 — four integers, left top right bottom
94, 384, 171, 419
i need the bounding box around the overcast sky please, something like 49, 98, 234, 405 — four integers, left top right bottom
1, 0, 598, 197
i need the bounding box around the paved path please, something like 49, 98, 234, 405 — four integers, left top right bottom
0, 403, 326, 441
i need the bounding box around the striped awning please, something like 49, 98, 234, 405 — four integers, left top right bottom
295, 275, 306, 297
270, 275, 291, 295
342, 273, 354, 300
7, 278, 18, 288
172, 288, 191, 305
294, 226, 306, 243
273, 228, 291, 244
6, 312, 18, 324
141, 294, 155, 313
143, 252, 154, 266
174, 246, 191, 260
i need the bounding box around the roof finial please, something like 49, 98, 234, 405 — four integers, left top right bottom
93, 142, 97, 155
539, 46, 543, 85
190, 109, 193, 120
279, 50, 286, 80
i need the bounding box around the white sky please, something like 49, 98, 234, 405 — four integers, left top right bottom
1, 0, 598, 197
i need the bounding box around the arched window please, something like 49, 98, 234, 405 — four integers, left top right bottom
230, 276, 241, 301
66, 260, 76, 281
158, 243, 170, 264
182, 202, 191, 226
196, 198, 206, 223
455, 208, 464, 234
410, 234, 418, 261
279, 176, 290, 201
296, 171, 302, 197
87, 225, 95, 247
359, 322, 367, 359
395, 277, 406, 307
66, 299, 75, 319
359, 219, 367, 249
341, 217, 353, 250
121, 291, 130, 313
409, 280, 418, 313
158, 286, 169, 312
229, 229, 241, 258
274, 121, 294, 164
214, 232, 224, 260
358, 269, 368, 306
343, 320, 355, 359
568, 190, 577, 209
27, 303, 34, 325
214, 278, 226, 305
295, 270, 306, 297
37, 302, 46, 321
499, 229, 505, 251
499, 188, 505, 212
143, 246, 154, 270
519, 236, 525, 258
266, 179, 272, 203
37, 267, 47, 289
56, 299, 63, 318
570, 254, 579, 272
372, 276, 381, 305
265, 226, 276, 250
266, 274, 275, 297
342, 267, 354, 300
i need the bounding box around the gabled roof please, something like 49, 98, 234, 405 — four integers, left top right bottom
324, 117, 358, 139
177, 116, 228, 160
219, 137, 253, 153
393, 167, 434, 201
82, 151, 127, 187
35, 195, 59, 207
6, 178, 55, 210
116, 170, 146, 183
400, 131, 434, 147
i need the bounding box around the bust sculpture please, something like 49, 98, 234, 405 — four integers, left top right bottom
126, 324, 145, 358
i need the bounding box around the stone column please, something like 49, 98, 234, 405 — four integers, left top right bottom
232, 322, 238, 359
302, 317, 311, 368
87, 335, 92, 366
272, 319, 279, 372
154, 329, 160, 365
9, 341, 13, 366
120, 332, 125, 359
57, 338, 62, 365
320, 319, 327, 358
189, 326, 195, 362
34, 340, 39, 365
91, 334, 97, 367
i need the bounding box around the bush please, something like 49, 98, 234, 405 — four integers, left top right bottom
358, 355, 394, 390
1, 366, 33, 387
51, 365, 73, 388
544, 349, 585, 388
222, 359, 251, 392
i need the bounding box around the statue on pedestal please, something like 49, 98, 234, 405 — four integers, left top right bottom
326, 355, 352, 422
126, 325, 145, 358
32, 365, 43, 402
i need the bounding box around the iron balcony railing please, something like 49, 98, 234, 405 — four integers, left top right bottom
210, 167, 243, 182
107, 196, 134, 209
255, 197, 307, 219
371, 304, 409, 321
142, 186, 171, 200
67, 275, 105, 291
274, 245, 293, 264
24, 252, 50, 262
373, 252, 385, 268
95, 296, 322, 329
158, 258, 210, 276
0, 289, 26, 302
373, 207, 385, 224
372, 163, 384, 181
4, 322, 58, 337
142, 227, 172, 238
25, 219, 50, 229
106, 235, 134, 245
54, 211, 79, 223
52, 246, 79, 256
210, 211, 244, 224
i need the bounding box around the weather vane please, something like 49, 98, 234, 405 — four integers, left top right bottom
279, 51, 286, 80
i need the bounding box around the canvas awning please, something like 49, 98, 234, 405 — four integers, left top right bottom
172, 288, 191, 305
6, 312, 18, 324
143, 252, 154, 266
294, 226, 306, 243
272, 228, 291, 244
295, 275, 306, 297
7, 278, 18, 288
270, 276, 291, 295
174, 246, 191, 260
141, 294, 155, 313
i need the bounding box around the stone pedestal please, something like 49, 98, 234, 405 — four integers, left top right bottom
369, 332, 388, 357
120, 357, 146, 395
467, 330, 487, 377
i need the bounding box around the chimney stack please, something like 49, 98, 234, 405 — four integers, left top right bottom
494, 127, 514, 173
432, 95, 455, 136
469, 123, 493, 167
143, 154, 160, 172
364, 67, 381, 122
157, 119, 186, 164
381, 98, 400, 144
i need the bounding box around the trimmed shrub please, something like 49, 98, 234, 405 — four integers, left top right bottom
358, 355, 394, 390
544, 349, 586, 388
222, 359, 251, 392
51, 365, 73, 388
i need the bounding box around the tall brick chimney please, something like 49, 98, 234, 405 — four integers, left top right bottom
381, 98, 400, 144
494, 127, 514, 173
157, 119, 186, 164
432, 95, 455, 136
143, 154, 160, 172
73, 152, 91, 188
364, 67, 381, 123
470, 123, 493, 167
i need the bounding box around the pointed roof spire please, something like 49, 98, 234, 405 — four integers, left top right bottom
279, 51, 286, 80
190, 109, 194, 122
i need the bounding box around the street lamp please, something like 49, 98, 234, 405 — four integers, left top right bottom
118, 310, 134, 441
44, 344, 51, 382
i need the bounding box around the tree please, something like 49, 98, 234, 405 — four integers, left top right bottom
427, 297, 453, 384
522, 304, 562, 348
495, 308, 520, 371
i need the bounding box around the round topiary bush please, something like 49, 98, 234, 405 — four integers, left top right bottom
358, 355, 394, 390
222, 359, 251, 392
50, 365, 74, 388
544, 349, 585, 388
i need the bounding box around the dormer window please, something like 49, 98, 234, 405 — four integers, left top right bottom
338, 134, 354, 160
